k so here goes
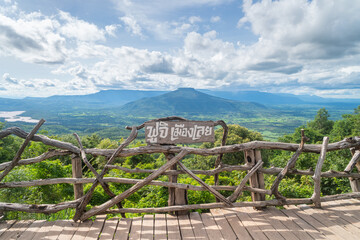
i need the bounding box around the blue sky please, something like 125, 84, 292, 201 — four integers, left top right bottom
0, 0, 360, 99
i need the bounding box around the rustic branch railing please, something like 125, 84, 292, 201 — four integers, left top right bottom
0, 118, 360, 222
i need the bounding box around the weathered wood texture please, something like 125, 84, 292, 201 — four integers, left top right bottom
71, 155, 83, 200
2, 121, 360, 222
311, 137, 329, 207
0, 119, 45, 182
2, 125, 360, 155
5, 199, 360, 239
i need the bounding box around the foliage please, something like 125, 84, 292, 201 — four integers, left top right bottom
0, 105, 359, 220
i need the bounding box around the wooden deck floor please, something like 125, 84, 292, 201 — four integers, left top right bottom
2, 199, 360, 239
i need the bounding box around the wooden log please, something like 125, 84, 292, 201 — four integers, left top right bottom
104, 192, 360, 214
344, 151, 360, 173
73, 127, 138, 221
0, 199, 81, 213
71, 155, 83, 200
214, 120, 228, 185
0, 126, 80, 153
245, 150, 262, 203
0, 149, 71, 171
227, 160, 263, 202
311, 136, 329, 208
0, 177, 271, 195
79, 149, 189, 221
74, 134, 121, 201
165, 153, 188, 215
86, 137, 360, 157
0, 119, 45, 182
177, 161, 233, 206
107, 163, 360, 178
1, 125, 360, 156
255, 150, 266, 200
347, 150, 360, 192
271, 129, 307, 201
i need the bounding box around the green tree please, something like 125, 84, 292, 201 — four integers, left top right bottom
307, 108, 334, 135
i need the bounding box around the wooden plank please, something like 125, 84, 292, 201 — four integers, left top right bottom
284, 205, 341, 240
154, 214, 167, 240
217, 209, 252, 240
85, 216, 106, 240
243, 207, 285, 240
178, 214, 196, 239
44, 220, 70, 240
267, 207, 313, 239
99, 218, 119, 240
280, 208, 327, 239
56, 220, 80, 240
16, 220, 46, 240
71, 220, 93, 240
1, 220, 34, 240
166, 214, 181, 240
321, 201, 360, 235
0, 220, 16, 238
332, 199, 360, 220
299, 205, 359, 239
257, 208, 299, 240
233, 208, 268, 240
189, 212, 209, 240
141, 215, 154, 240
200, 213, 224, 240
114, 218, 132, 240
30, 220, 54, 240
210, 209, 237, 240
129, 216, 142, 240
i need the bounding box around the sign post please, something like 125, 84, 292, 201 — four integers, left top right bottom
145, 120, 216, 215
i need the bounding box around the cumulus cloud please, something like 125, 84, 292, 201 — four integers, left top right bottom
239, 0, 360, 60
120, 15, 143, 37
0, 12, 67, 64
1, 0, 360, 98
3, 73, 19, 84
105, 24, 120, 36
58, 11, 106, 42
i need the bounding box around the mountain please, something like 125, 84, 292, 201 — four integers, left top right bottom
200, 90, 305, 105
1, 88, 359, 115
117, 88, 269, 116
0, 90, 166, 112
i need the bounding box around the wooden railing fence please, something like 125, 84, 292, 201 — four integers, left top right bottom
0, 118, 360, 222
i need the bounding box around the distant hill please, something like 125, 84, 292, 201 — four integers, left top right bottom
0, 90, 166, 112
117, 88, 269, 117
1, 88, 359, 114
200, 90, 305, 105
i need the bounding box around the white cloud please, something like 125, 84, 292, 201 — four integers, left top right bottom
1, 0, 360, 98
239, 0, 360, 60
120, 15, 143, 37
112, 0, 231, 40
0, 12, 67, 64
189, 16, 202, 24
105, 24, 120, 36
59, 11, 105, 42
210, 16, 221, 23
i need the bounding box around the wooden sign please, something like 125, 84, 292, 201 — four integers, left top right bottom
145, 121, 215, 144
